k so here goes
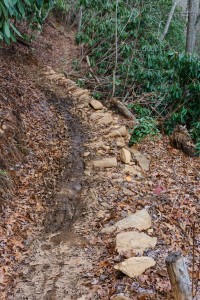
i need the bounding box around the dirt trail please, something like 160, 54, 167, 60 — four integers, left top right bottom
10, 78, 93, 300
9, 66, 131, 299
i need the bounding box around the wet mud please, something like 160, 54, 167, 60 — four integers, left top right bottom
44, 92, 87, 234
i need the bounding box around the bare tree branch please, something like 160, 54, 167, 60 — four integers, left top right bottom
159, 0, 181, 42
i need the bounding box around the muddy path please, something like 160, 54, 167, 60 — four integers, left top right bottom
10, 88, 92, 300
43, 92, 87, 233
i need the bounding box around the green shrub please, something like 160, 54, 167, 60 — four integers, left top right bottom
129, 116, 160, 145
77, 0, 199, 151
0, 0, 54, 44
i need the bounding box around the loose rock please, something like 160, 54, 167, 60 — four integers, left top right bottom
116, 231, 157, 255
120, 148, 131, 164
87, 139, 109, 150
129, 148, 150, 171
98, 113, 113, 125
101, 209, 152, 234
90, 112, 104, 120
123, 165, 142, 177
107, 126, 127, 138
114, 257, 156, 277
116, 137, 125, 148
92, 157, 117, 168
89, 99, 104, 110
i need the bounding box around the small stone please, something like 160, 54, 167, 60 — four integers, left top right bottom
92, 157, 117, 168
114, 257, 156, 278
116, 231, 157, 255
129, 148, 150, 171
89, 99, 104, 110
116, 137, 125, 148
120, 148, 131, 164
84, 170, 91, 176
83, 152, 90, 157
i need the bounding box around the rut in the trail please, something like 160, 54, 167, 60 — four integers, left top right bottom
43, 92, 87, 233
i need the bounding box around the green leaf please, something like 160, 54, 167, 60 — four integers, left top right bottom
3, 0, 11, 9
0, 3, 8, 18
4, 21, 10, 38
10, 22, 22, 37
17, 0, 25, 16
10, 29, 16, 42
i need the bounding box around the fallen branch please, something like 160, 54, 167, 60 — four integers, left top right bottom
86, 55, 100, 84
166, 252, 192, 300
111, 97, 138, 123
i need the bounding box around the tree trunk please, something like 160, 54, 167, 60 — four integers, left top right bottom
186, 0, 200, 53
166, 252, 192, 300
159, 0, 181, 42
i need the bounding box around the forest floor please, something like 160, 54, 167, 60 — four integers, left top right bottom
0, 17, 199, 300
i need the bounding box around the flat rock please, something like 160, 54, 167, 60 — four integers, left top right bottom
107, 126, 127, 138
114, 257, 156, 277
123, 165, 142, 177
101, 209, 151, 234
92, 157, 117, 168
89, 99, 104, 110
91, 112, 113, 125
87, 139, 109, 150
120, 148, 131, 164
129, 148, 150, 172
98, 113, 113, 125
116, 137, 125, 148
116, 231, 157, 255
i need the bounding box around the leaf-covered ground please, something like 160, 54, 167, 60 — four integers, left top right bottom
0, 17, 199, 300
